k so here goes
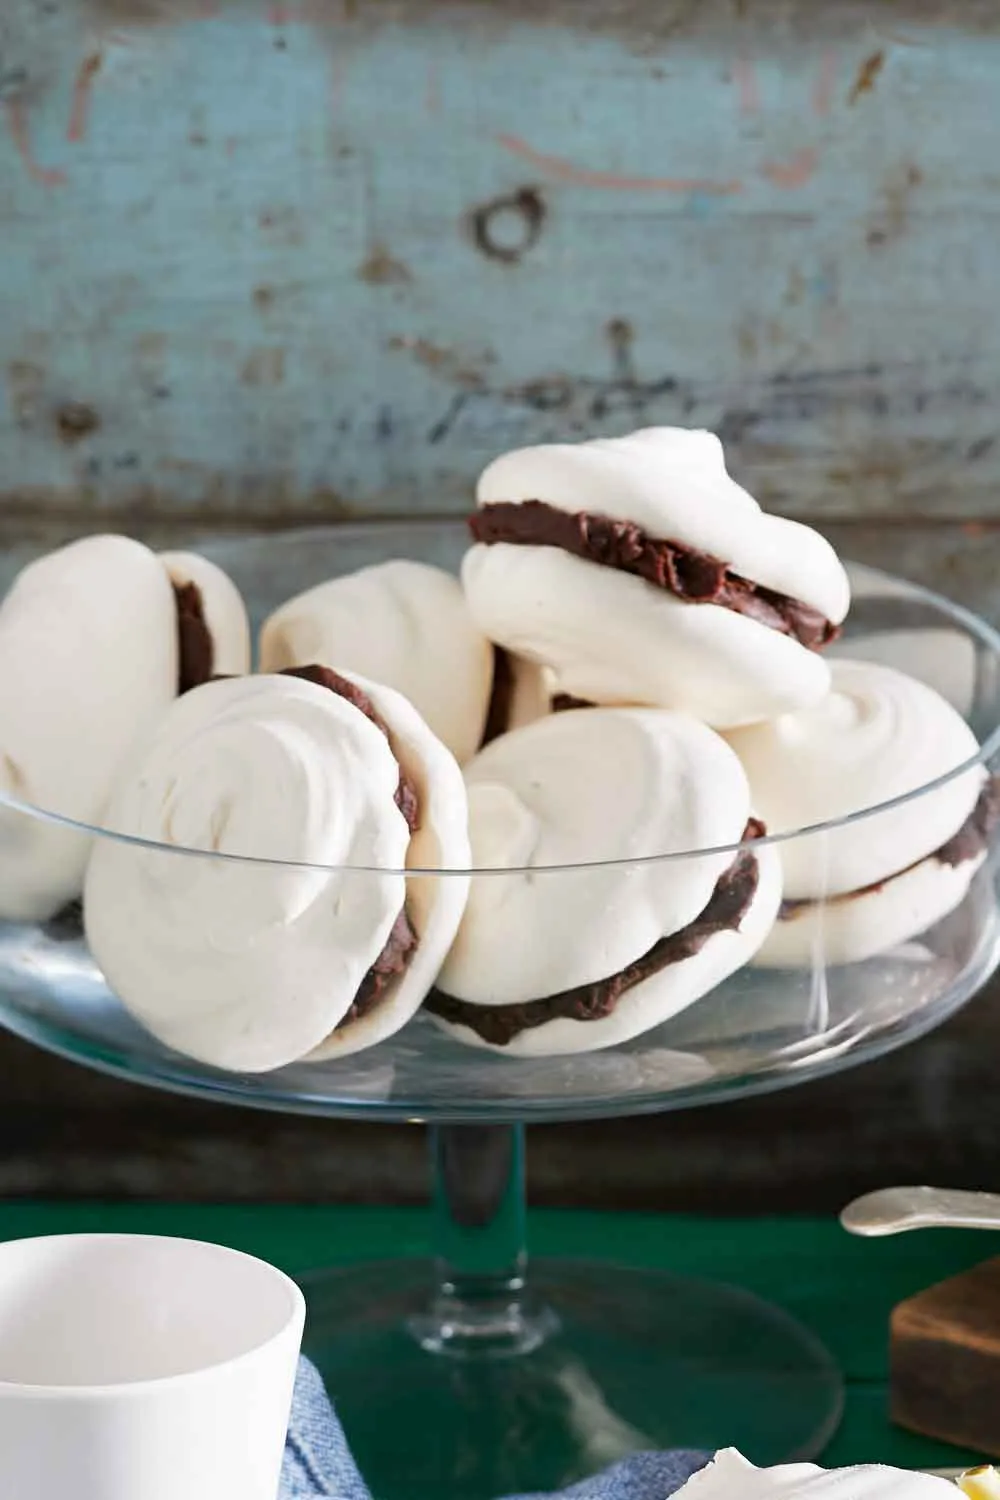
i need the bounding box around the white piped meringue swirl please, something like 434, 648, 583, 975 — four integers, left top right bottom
676, 1448, 956, 1498
86, 673, 419, 1072
726, 659, 983, 900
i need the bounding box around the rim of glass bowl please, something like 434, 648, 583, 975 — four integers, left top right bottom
2, 559, 999, 880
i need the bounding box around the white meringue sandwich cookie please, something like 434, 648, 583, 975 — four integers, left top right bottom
0, 535, 178, 922
726, 659, 984, 900
259, 559, 494, 763
463, 428, 850, 728
724, 658, 990, 967
675, 1447, 955, 1497
432, 708, 781, 1056
476, 429, 850, 618
159, 550, 252, 680
756, 850, 986, 968
84, 671, 470, 1072
464, 544, 835, 728
434, 842, 782, 1057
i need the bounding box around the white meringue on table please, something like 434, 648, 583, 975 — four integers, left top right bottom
725, 659, 990, 967
675, 1448, 956, 1497
259, 559, 495, 763
0, 535, 178, 922
84, 670, 470, 1072
432, 707, 781, 1057
462, 427, 850, 729
159, 549, 252, 680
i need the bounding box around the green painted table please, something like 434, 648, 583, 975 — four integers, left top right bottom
0, 1202, 993, 1474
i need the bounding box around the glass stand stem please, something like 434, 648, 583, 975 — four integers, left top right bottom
409, 1123, 556, 1358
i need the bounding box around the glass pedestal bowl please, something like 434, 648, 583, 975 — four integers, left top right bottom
1, 523, 999, 1500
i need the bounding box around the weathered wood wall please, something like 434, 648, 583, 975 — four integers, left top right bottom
2, 0, 999, 534
1, 0, 999, 1206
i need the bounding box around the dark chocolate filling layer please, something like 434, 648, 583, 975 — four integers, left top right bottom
173, 581, 215, 695
337, 909, 419, 1027
481, 647, 515, 748
778, 775, 1000, 920
282, 665, 420, 832
281, 664, 420, 1029
470, 501, 838, 651
427, 819, 764, 1046
480, 649, 593, 747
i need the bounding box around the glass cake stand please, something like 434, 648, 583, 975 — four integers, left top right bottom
1, 523, 1000, 1500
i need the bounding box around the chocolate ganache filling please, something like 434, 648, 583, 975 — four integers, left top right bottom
469, 501, 838, 651
779, 775, 1000, 920
481, 647, 516, 748
427, 819, 764, 1046
281, 665, 420, 1026
173, 581, 215, 695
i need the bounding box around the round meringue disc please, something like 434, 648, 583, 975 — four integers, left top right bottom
435, 707, 781, 1055
756, 850, 985, 968
725, 658, 983, 900
259, 559, 493, 763
0, 535, 178, 921
85, 673, 412, 1072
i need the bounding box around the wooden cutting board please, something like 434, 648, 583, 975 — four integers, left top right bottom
893, 1257, 1000, 1456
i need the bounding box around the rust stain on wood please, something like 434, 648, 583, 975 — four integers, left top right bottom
386, 335, 490, 389
496, 134, 743, 195
848, 49, 886, 105
867, 163, 923, 248
357, 245, 413, 285
760, 146, 820, 190
240, 348, 286, 386
67, 53, 103, 144
55, 402, 101, 443
4, 100, 66, 188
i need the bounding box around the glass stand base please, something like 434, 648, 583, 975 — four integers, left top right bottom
301, 1258, 844, 1500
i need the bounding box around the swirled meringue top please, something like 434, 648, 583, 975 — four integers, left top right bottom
676, 1449, 955, 1497
476, 427, 850, 623
725, 659, 983, 899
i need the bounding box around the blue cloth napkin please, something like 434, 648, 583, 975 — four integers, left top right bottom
281, 1358, 708, 1500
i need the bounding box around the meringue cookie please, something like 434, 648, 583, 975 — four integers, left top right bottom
159, 550, 252, 685
676, 1448, 955, 1497
431, 708, 781, 1056
0, 535, 178, 921
480, 651, 557, 744
462, 427, 850, 728
725, 659, 990, 966
84, 670, 470, 1071
259, 559, 494, 763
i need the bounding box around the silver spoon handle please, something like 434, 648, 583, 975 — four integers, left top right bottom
841, 1186, 1000, 1237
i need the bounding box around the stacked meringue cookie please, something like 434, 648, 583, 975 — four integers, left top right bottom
2, 424, 994, 1071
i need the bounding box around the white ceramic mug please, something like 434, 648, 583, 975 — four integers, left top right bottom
0, 1233, 305, 1500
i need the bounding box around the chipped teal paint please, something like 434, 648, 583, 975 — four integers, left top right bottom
1, 1, 999, 527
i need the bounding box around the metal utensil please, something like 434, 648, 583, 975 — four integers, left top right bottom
841, 1186, 1000, 1237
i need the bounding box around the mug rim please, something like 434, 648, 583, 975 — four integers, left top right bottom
0, 1232, 305, 1400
